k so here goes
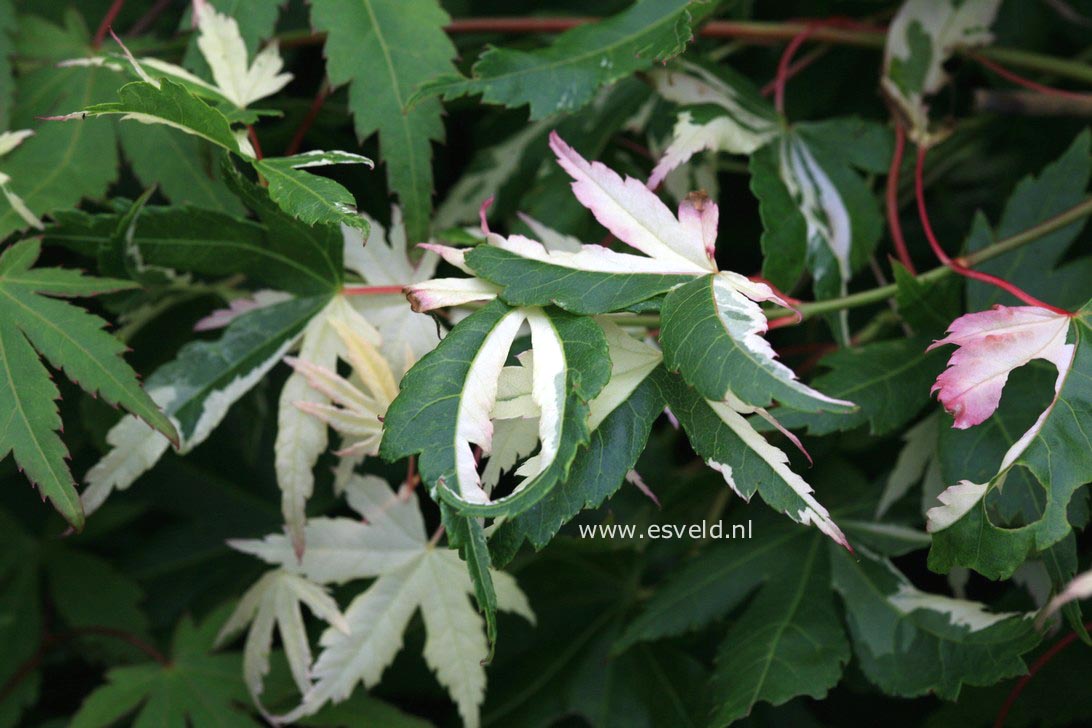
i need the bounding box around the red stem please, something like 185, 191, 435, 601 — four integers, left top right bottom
92, 0, 127, 49
994, 621, 1092, 727
748, 274, 804, 307
343, 284, 406, 296
971, 53, 1091, 101
285, 82, 331, 157
760, 45, 829, 96
246, 125, 264, 161
913, 145, 1071, 315
773, 25, 817, 113
128, 0, 173, 36
767, 315, 800, 330
0, 626, 168, 703
770, 17, 881, 113
886, 123, 916, 272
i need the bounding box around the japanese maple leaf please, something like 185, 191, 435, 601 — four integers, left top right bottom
397, 133, 851, 542
928, 305, 1072, 430
64, 1, 291, 113
216, 569, 348, 711
230, 475, 534, 727
926, 304, 1087, 544
192, 0, 293, 109
0, 240, 177, 529
70, 607, 258, 727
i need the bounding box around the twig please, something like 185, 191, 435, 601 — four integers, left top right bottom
92, 0, 127, 49
343, 285, 406, 296
607, 194, 1092, 328
971, 52, 1091, 100
285, 81, 332, 157
128, 0, 174, 36
246, 125, 264, 161
994, 621, 1092, 727
0, 626, 168, 703
974, 89, 1092, 117
760, 44, 830, 96
914, 145, 1071, 315
259, 19, 1092, 85
886, 123, 915, 272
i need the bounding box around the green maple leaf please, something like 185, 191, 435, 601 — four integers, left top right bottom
310, 0, 457, 243
0, 239, 177, 529
70, 607, 259, 728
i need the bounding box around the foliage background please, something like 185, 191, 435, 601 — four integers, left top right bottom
0, 0, 1090, 726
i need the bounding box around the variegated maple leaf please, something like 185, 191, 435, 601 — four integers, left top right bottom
882, 0, 1002, 144
926, 303, 1092, 578
392, 132, 854, 544
276, 296, 383, 554
645, 63, 882, 342
1039, 568, 1092, 627
230, 474, 534, 727
926, 306, 1075, 534
66, 1, 291, 113
192, 0, 292, 109
342, 208, 441, 375
927, 306, 1072, 430
216, 569, 348, 710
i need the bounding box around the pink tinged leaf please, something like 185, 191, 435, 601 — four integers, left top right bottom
404, 278, 498, 313
1038, 568, 1092, 628
753, 406, 812, 465
677, 191, 719, 267
479, 195, 494, 235
418, 242, 473, 273
194, 291, 290, 331
626, 470, 660, 507
192, 0, 210, 27
294, 401, 379, 440
547, 131, 714, 274
928, 305, 1073, 429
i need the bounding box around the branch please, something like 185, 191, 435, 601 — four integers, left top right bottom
0, 626, 168, 703
260, 18, 1092, 85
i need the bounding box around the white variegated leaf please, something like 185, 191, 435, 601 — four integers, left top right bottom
234, 475, 532, 726
195, 3, 292, 108
704, 396, 849, 548
343, 208, 440, 374
882, 0, 1002, 143
215, 570, 348, 704
81, 387, 178, 514
276, 296, 380, 553
647, 61, 778, 187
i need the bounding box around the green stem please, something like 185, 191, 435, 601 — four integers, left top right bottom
786, 196, 1092, 320
976, 45, 1092, 85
